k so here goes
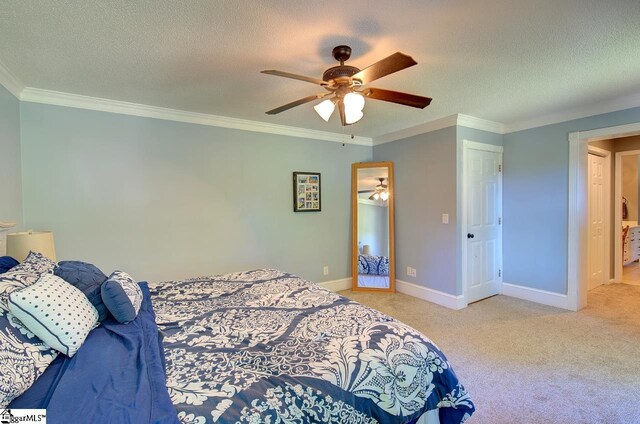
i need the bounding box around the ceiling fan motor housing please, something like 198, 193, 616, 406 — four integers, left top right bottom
322, 65, 360, 83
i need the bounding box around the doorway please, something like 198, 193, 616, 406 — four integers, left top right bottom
461, 140, 503, 304
615, 149, 640, 286
568, 122, 640, 311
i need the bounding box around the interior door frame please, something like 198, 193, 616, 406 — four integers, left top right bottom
461, 140, 503, 306
568, 122, 640, 310
586, 146, 611, 289
614, 148, 640, 282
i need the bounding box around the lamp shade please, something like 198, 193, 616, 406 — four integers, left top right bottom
343, 92, 365, 124
7, 231, 56, 262
314, 99, 335, 122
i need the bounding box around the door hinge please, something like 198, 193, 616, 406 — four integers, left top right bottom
498, 164, 502, 172
498, 269, 502, 278
498, 217, 502, 225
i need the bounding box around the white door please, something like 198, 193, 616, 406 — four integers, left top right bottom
588, 153, 606, 289
464, 142, 502, 304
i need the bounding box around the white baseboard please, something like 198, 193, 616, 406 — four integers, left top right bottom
396, 279, 466, 310
318, 277, 466, 310
501, 282, 569, 309
318, 278, 352, 292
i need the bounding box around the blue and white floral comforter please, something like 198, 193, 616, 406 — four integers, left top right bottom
149, 269, 474, 424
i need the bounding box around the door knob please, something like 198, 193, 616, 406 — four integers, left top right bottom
467, 233, 475, 239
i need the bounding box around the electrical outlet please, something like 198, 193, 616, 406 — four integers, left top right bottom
407, 267, 417, 277
323, 265, 329, 275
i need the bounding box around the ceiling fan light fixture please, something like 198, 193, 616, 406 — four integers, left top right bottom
343, 92, 365, 124
344, 92, 365, 110
314, 98, 335, 122
345, 109, 364, 125
380, 191, 389, 201
262, 46, 431, 126
373, 192, 380, 200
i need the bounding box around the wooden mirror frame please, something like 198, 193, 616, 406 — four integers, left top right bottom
351, 161, 395, 292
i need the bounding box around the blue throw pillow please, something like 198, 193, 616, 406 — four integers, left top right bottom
54, 261, 108, 321
101, 271, 142, 324
0, 256, 19, 274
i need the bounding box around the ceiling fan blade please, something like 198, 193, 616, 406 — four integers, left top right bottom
261, 70, 328, 86
351, 52, 417, 85
363, 88, 432, 109
358, 190, 375, 193
338, 100, 347, 126
266, 94, 328, 115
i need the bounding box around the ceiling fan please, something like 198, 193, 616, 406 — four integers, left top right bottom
358, 178, 389, 201
261, 45, 432, 126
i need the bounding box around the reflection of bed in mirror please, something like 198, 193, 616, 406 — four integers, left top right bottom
357, 254, 389, 288
352, 161, 395, 292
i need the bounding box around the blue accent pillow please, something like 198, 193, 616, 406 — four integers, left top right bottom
0, 256, 20, 274
0, 256, 19, 274
101, 271, 142, 324
54, 261, 108, 322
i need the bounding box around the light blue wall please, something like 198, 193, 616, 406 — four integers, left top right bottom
373, 126, 458, 294
457, 126, 504, 147
19, 102, 371, 282
12, 92, 640, 298
0, 85, 22, 227
503, 107, 640, 293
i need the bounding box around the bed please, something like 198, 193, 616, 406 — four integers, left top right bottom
11, 268, 474, 423
358, 255, 391, 288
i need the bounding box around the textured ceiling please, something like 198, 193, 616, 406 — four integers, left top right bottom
0, 0, 639, 137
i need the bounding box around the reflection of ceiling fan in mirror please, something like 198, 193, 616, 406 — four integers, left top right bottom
261, 45, 432, 126
358, 178, 389, 201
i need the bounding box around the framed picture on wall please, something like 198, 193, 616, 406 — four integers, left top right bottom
293, 172, 321, 212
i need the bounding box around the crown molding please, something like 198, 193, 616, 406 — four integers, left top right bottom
373, 113, 505, 145
504, 91, 640, 134
0, 59, 24, 99
456, 114, 505, 134
19, 87, 373, 146
11, 82, 639, 145
373, 115, 459, 145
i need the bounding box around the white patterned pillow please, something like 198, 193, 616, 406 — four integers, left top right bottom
0, 309, 58, 407
0, 251, 56, 312
101, 271, 142, 324
8, 274, 99, 357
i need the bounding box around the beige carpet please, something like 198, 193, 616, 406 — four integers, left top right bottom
341, 284, 640, 424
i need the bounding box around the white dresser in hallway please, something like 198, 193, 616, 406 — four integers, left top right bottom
623, 225, 640, 265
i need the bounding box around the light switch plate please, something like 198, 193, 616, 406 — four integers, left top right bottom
442, 213, 449, 224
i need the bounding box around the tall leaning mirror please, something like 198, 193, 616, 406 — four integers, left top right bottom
351, 161, 395, 292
